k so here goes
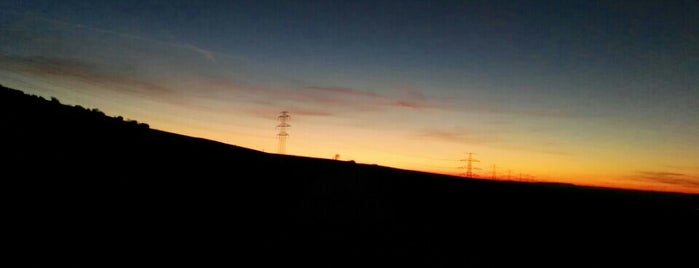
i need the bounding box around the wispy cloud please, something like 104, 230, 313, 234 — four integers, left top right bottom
392, 101, 423, 108
416, 129, 500, 144
1, 52, 400, 118
512, 109, 575, 118
18, 12, 219, 63
199, 77, 442, 114
415, 126, 574, 156
497, 143, 573, 157
0, 54, 172, 96
385, 85, 439, 110
184, 44, 216, 62
4, 12, 572, 120
635, 171, 699, 188
286, 108, 335, 117
302, 86, 383, 98
640, 171, 685, 177
289, 86, 383, 109
443, 102, 578, 119
0, 13, 451, 116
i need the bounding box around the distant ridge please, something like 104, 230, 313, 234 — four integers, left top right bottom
3, 85, 698, 267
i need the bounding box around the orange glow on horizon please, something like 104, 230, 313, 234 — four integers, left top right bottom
4, 78, 698, 196
146, 119, 699, 195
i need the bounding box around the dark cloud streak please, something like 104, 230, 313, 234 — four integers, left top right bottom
636, 171, 699, 188
0, 54, 172, 96
417, 129, 500, 144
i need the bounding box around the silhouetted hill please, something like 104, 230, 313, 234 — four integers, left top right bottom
3, 85, 697, 267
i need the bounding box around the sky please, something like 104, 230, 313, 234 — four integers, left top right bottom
1, 0, 697, 193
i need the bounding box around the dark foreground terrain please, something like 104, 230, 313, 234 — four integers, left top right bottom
3, 85, 698, 267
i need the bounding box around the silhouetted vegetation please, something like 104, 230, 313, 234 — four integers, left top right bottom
0, 85, 149, 131
2, 84, 697, 267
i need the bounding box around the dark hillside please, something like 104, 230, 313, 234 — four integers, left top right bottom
3, 85, 698, 267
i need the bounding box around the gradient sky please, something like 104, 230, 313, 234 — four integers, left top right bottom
1, 0, 697, 193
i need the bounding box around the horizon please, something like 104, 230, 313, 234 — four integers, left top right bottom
3, 84, 697, 196
1, 0, 698, 194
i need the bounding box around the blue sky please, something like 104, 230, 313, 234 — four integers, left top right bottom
1, 0, 698, 193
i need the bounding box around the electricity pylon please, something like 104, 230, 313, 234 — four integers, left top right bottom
459, 153, 480, 178
276, 111, 290, 154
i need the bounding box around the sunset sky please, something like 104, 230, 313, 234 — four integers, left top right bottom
1, 0, 697, 193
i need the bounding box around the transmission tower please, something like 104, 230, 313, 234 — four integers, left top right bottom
491, 164, 497, 180
459, 153, 480, 178
276, 111, 290, 154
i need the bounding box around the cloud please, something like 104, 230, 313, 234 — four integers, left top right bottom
234, 106, 336, 121
184, 44, 216, 62
2, 13, 443, 115
386, 85, 438, 110
201, 78, 266, 96
640, 171, 685, 177
418, 87, 578, 118
494, 143, 573, 157
0, 54, 172, 96
636, 171, 699, 188
287, 86, 384, 111
287, 108, 335, 117
302, 86, 383, 98
278, 84, 448, 114
199, 78, 434, 114
195, 80, 381, 116
392, 101, 423, 108
0, 52, 399, 118
1, 12, 224, 73
416, 129, 500, 144
0, 13, 448, 117
512, 109, 575, 118
444, 102, 577, 119
415, 127, 573, 156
